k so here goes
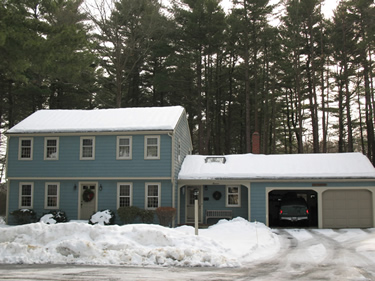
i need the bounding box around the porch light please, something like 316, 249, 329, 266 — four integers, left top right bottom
99, 184, 103, 191
74, 184, 77, 190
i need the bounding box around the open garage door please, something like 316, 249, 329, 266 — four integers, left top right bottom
268, 190, 318, 228
323, 190, 373, 228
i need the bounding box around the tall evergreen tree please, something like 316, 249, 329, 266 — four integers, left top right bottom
172, 0, 226, 154
91, 0, 166, 108
229, 0, 273, 153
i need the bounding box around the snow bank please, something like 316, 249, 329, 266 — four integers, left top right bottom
0, 218, 279, 267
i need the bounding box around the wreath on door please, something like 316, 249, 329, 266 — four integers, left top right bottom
82, 189, 95, 202
213, 191, 222, 200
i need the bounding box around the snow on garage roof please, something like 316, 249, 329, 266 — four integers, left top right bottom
6, 106, 185, 134
178, 153, 375, 180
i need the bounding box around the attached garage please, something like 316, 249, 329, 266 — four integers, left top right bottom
322, 189, 373, 228
178, 152, 375, 228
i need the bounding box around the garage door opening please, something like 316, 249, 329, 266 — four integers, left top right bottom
268, 190, 318, 228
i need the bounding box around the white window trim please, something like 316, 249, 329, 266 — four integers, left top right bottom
145, 182, 161, 210
226, 185, 241, 207
80, 136, 95, 160
18, 137, 33, 160
44, 182, 60, 209
117, 182, 133, 209
144, 135, 160, 159
19, 182, 34, 209
44, 137, 59, 160
116, 136, 132, 160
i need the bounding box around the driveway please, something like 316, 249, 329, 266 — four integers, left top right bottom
0, 228, 374, 281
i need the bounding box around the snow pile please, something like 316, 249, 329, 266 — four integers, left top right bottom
0, 217, 279, 267
39, 214, 57, 224
89, 209, 114, 225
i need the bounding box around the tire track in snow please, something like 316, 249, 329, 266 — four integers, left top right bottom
309, 229, 375, 279
237, 228, 375, 281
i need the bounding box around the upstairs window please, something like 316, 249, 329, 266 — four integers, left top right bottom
19, 138, 33, 160
117, 136, 132, 159
19, 183, 33, 208
117, 183, 132, 208
80, 137, 95, 160
44, 137, 59, 160
45, 183, 59, 209
145, 136, 160, 159
145, 183, 160, 210
226, 186, 241, 207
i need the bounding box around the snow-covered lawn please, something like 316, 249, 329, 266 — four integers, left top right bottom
0, 217, 280, 267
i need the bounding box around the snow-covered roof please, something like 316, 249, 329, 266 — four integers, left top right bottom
7, 106, 185, 134
178, 153, 375, 180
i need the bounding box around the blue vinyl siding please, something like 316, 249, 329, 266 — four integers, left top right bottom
250, 183, 267, 223
7, 179, 173, 225
7, 180, 79, 225
7, 134, 172, 178
172, 112, 192, 215
202, 185, 248, 223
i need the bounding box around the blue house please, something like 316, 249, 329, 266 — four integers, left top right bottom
5, 106, 192, 224
5, 106, 375, 228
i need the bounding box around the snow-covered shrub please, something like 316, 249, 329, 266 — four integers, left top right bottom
155, 207, 176, 227
89, 209, 115, 225
139, 209, 155, 223
11, 209, 37, 224
117, 206, 140, 224
40, 210, 68, 224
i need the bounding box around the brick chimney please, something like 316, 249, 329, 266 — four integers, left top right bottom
252, 132, 260, 154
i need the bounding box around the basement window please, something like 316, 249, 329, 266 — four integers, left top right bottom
205, 156, 226, 164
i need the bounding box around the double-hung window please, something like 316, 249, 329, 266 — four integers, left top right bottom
117, 136, 132, 159
45, 183, 60, 209
19, 138, 33, 160
226, 186, 241, 207
117, 183, 132, 208
145, 136, 160, 159
145, 183, 160, 210
19, 183, 33, 208
80, 137, 95, 160
44, 137, 59, 160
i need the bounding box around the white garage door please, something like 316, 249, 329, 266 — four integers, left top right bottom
323, 189, 373, 228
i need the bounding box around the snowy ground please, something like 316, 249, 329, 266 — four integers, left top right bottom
0, 217, 279, 267
1, 217, 375, 280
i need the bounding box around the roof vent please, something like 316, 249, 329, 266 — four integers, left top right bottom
205, 156, 226, 164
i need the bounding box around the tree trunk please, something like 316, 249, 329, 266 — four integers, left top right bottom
244, 0, 251, 153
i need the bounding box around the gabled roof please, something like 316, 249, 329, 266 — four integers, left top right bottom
7, 106, 185, 134
178, 153, 375, 180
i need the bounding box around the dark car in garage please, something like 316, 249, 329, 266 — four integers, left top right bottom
279, 198, 309, 226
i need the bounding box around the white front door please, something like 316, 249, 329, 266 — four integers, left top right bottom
186, 186, 202, 223
79, 183, 97, 220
